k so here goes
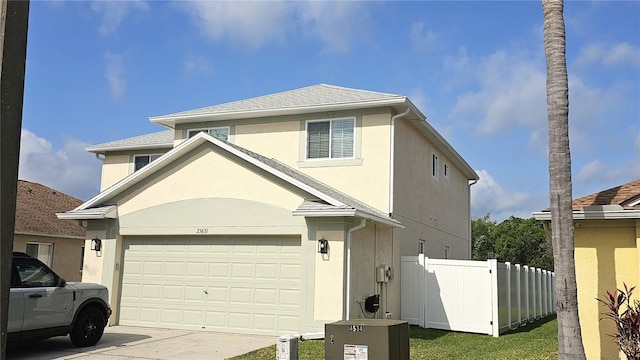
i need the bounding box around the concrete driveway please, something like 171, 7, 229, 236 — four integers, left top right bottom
6, 326, 276, 360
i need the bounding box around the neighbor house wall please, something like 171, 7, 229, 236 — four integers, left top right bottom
574, 219, 639, 360
392, 118, 471, 259
13, 234, 84, 282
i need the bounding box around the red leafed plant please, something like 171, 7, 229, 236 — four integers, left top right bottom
597, 283, 640, 359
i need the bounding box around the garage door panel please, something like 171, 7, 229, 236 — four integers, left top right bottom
119, 236, 302, 334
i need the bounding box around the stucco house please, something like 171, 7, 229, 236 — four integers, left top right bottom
58, 84, 478, 336
15, 180, 86, 282
533, 179, 640, 360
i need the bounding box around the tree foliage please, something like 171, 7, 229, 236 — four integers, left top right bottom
471, 214, 553, 270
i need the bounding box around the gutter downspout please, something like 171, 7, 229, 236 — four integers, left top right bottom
389, 107, 411, 216
468, 178, 479, 258
345, 218, 367, 320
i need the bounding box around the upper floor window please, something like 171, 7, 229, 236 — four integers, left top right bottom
307, 118, 354, 159
188, 127, 230, 141
134, 154, 162, 171
444, 163, 450, 178
432, 154, 439, 178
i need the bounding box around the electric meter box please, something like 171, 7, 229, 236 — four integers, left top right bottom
325, 319, 409, 360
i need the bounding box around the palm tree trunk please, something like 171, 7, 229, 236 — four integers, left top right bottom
542, 0, 586, 359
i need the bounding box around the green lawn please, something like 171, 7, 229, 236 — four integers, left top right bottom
231, 316, 558, 360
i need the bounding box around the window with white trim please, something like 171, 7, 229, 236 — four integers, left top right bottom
306, 118, 355, 159
432, 154, 439, 178
418, 240, 425, 255
188, 127, 229, 141
26, 243, 53, 266
444, 163, 450, 178
134, 154, 162, 171
444, 245, 450, 259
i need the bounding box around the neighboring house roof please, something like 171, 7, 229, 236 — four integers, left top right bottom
149, 84, 423, 126
533, 179, 640, 220
60, 132, 403, 228
86, 130, 173, 154
15, 180, 85, 238
571, 179, 640, 210
85, 84, 478, 181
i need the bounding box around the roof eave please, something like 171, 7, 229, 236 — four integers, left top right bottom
532, 209, 640, 221
292, 209, 404, 228
86, 143, 173, 154
149, 98, 410, 127
56, 205, 118, 220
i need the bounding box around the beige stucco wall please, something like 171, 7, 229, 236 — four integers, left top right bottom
233, 109, 392, 213
100, 150, 168, 191
310, 219, 400, 323
574, 219, 639, 360
392, 118, 471, 259
114, 144, 306, 217
13, 234, 84, 282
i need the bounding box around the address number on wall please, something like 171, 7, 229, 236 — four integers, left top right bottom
196, 228, 209, 234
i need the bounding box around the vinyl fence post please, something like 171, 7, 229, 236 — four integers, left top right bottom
489, 259, 499, 337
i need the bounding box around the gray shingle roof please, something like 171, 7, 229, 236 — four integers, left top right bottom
221, 139, 397, 224
152, 84, 405, 120
86, 130, 173, 153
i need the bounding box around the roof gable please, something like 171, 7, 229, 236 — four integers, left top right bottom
63, 132, 401, 227
15, 180, 85, 238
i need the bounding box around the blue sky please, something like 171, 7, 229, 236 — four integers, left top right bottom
19, 1, 640, 222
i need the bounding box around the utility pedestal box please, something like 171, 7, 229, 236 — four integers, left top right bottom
325, 319, 409, 360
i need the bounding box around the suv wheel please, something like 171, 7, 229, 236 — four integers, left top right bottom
70, 307, 106, 347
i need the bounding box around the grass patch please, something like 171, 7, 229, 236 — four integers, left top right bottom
231, 316, 558, 360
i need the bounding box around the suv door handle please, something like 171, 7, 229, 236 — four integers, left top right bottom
28, 294, 43, 299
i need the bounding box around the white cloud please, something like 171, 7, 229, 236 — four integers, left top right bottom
298, 1, 370, 54
91, 0, 149, 36
471, 170, 534, 221
576, 153, 640, 187
449, 50, 547, 135
182, 1, 293, 50
410, 22, 438, 53
18, 129, 101, 201
180, 1, 369, 53
104, 52, 126, 100
576, 42, 640, 68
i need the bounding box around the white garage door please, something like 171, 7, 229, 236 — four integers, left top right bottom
118, 236, 302, 335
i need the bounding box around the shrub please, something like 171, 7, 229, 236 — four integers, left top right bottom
597, 284, 640, 359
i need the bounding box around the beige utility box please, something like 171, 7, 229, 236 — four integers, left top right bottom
324, 319, 409, 360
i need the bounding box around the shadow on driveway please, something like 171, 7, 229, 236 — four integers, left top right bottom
6, 331, 151, 359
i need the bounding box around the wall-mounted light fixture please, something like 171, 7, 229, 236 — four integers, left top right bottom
91, 237, 102, 252
318, 237, 328, 254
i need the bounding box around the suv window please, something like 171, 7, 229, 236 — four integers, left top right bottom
14, 257, 57, 287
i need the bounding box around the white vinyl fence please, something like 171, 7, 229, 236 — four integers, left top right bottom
401, 254, 556, 337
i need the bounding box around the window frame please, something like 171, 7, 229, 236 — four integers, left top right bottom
133, 153, 163, 172
432, 153, 439, 178
418, 240, 426, 255
25, 242, 53, 267
188, 126, 230, 141
444, 163, 450, 178
305, 117, 356, 161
